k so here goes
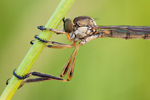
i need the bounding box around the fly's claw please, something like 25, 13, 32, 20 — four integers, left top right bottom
6, 78, 10, 85
30, 40, 35, 45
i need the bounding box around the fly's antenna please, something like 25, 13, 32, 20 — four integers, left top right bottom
93, 17, 99, 21
63, 17, 66, 22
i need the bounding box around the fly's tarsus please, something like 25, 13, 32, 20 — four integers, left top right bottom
13, 69, 31, 79
34, 35, 48, 43
37, 26, 47, 30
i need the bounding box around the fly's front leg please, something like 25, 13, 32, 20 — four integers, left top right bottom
38, 26, 72, 42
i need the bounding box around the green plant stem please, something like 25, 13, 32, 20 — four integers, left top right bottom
0, 0, 75, 99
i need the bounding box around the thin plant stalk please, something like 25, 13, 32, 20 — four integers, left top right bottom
0, 0, 75, 99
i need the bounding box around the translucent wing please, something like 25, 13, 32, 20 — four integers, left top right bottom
96, 26, 150, 39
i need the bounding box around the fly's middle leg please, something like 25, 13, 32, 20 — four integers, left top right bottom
31, 35, 76, 49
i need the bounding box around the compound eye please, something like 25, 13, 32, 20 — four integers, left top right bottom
63, 18, 73, 33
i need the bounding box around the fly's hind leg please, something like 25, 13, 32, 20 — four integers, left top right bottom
60, 43, 82, 81
11, 43, 81, 88
61, 34, 102, 80
63, 34, 103, 80
12, 69, 68, 88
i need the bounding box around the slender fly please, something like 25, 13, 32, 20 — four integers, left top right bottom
12, 16, 150, 88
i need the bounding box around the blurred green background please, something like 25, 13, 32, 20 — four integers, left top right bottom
0, 0, 150, 100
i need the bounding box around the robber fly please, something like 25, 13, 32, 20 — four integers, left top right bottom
12, 16, 150, 88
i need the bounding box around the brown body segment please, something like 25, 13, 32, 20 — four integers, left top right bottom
73, 16, 96, 26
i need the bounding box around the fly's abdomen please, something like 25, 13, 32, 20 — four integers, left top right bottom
98, 29, 150, 39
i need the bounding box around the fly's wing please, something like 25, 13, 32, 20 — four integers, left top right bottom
96, 26, 150, 39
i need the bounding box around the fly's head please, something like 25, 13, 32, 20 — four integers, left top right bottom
63, 18, 73, 33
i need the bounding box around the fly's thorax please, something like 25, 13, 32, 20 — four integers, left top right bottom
73, 16, 97, 27
70, 26, 94, 41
